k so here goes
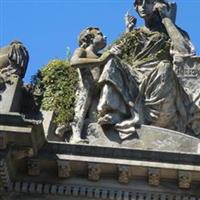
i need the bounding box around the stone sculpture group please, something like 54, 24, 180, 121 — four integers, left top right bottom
69, 0, 200, 144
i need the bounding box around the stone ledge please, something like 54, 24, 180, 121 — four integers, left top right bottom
56, 154, 200, 172
43, 142, 200, 166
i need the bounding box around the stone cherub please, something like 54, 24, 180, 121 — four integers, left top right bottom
70, 27, 113, 143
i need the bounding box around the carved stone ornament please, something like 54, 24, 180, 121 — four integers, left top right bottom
27, 158, 40, 176
148, 168, 161, 186
118, 165, 130, 184
57, 160, 71, 178
0, 159, 11, 188
88, 163, 101, 181
178, 171, 192, 189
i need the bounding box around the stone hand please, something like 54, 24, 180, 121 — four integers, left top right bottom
109, 45, 122, 56
153, 2, 171, 19
125, 13, 137, 32
100, 51, 113, 63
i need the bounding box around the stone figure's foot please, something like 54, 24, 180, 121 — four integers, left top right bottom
119, 132, 134, 140
116, 126, 136, 133
98, 112, 125, 125
55, 124, 70, 138
70, 137, 89, 144
98, 114, 113, 125
115, 118, 138, 130
116, 125, 137, 140
115, 118, 139, 140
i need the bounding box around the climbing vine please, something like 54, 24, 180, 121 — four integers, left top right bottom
32, 59, 78, 125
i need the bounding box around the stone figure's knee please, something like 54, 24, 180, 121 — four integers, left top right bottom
158, 60, 171, 70
157, 60, 174, 76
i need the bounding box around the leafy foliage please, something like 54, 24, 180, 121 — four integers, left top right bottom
113, 29, 171, 66
33, 59, 78, 125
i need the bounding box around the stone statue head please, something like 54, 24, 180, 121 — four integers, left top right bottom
134, 0, 168, 18
10, 40, 23, 45
78, 27, 107, 50
0, 40, 29, 79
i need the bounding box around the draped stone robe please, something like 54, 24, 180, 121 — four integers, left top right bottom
98, 27, 191, 134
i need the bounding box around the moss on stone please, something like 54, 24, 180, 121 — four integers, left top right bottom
113, 29, 171, 67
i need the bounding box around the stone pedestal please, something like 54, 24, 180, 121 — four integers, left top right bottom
0, 77, 22, 113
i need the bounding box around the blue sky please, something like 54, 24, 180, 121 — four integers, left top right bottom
1, 0, 200, 83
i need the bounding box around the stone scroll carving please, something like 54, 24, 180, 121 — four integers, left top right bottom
68, 0, 200, 146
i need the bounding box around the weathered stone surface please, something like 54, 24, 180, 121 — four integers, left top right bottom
148, 168, 161, 186
0, 112, 45, 154
0, 77, 22, 113
178, 171, 192, 189
88, 163, 101, 181
87, 123, 200, 153
0, 41, 29, 113
118, 165, 130, 184
57, 160, 71, 178
27, 159, 40, 176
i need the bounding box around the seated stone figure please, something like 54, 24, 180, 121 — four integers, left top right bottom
70, 27, 113, 143
0, 40, 29, 101
97, 0, 199, 138
0, 40, 29, 79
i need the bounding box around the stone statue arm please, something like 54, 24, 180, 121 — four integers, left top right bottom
70, 48, 112, 69
125, 13, 137, 33
0, 53, 9, 69
155, 2, 195, 55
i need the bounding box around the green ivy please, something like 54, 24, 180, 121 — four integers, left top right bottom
33, 59, 78, 125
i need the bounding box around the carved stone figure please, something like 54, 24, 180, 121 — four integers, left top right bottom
70, 27, 112, 143
0, 41, 29, 112
96, 0, 200, 138
0, 40, 29, 80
